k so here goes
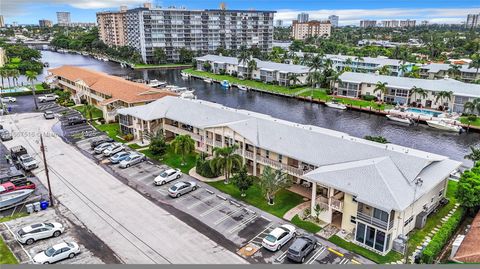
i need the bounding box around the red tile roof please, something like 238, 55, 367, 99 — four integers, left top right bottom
454, 210, 480, 263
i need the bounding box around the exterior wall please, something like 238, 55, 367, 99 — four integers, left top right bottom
291, 20, 332, 40
0, 48, 5, 68
97, 12, 126, 47
341, 193, 358, 232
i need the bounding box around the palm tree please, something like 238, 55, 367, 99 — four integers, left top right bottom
83, 104, 96, 121
0, 69, 6, 88
463, 98, 480, 115
377, 65, 390, 76
258, 166, 291, 205
11, 69, 20, 87
399, 64, 409, 76
373, 81, 388, 102
464, 146, 480, 164
210, 145, 243, 184
354, 56, 364, 72
247, 59, 257, 80
171, 134, 195, 166
448, 64, 461, 78
308, 55, 323, 72
287, 73, 301, 86
26, 70, 39, 110
237, 48, 250, 66
5, 69, 12, 88
344, 58, 353, 69
469, 53, 480, 78
435, 91, 453, 109
410, 86, 427, 105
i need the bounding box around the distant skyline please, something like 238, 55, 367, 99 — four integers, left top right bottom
2, 0, 480, 26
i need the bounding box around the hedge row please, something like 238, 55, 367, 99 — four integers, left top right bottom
2, 89, 52, 97
421, 207, 466, 264
195, 157, 221, 178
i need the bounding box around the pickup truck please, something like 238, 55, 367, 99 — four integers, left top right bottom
0, 181, 36, 194
38, 94, 59, 103
18, 154, 38, 171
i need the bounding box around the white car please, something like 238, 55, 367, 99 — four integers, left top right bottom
15, 222, 64, 245
18, 154, 38, 171
102, 142, 125, 157
33, 241, 80, 264
262, 224, 296, 251
38, 94, 59, 103
93, 142, 112, 154
119, 153, 145, 168
154, 168, 181, 185
1, 97, 16, 103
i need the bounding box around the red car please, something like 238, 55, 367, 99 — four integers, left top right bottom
0, 181, 36, 194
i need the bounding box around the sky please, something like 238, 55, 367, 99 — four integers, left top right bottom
2, 0, 480, 26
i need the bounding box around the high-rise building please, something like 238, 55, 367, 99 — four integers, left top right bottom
421, 20, 429, 26
399, 20, 416, 27
0, 16, 4, 28
291, 20, 331, 40
275, 20, 283, 27
39, 19, 53, 27
97, 9, 127, 47
103, 5, 275, 63
297, 13, 309, 23
328, 15, 339, 27
57, 12, 71, 26
380, 20, 415, 28
12, 22, 18, 27
360, 20, 377, 28
466, 13, 480, 28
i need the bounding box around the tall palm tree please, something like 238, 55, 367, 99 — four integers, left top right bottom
83, 104, 96, 121
469, 53, 480, 78
463, 98, 480, 115
448, 64, 461, 78
287, 73, 301, 86
354, 56, 364, 72
435, 91, 453, 109
377, 65, 390, 76
344, 58, 353, 69
171, 134, 195, 166
399, 64, 409, 76
5, 69, 12, 88
373, 81, 388, 102
11, 69, 20, 87
258, 166, 291, 205
410, 86, 427, 105
238, 49, 250, 67
0, 69, 6, 88
26, 70, 39, 110
247, 59, 257, 80
210, 145, 243, 184
308, 55, 323, 72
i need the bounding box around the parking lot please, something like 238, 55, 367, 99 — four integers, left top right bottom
75, 136, 367, 265
0, 208, 103, 264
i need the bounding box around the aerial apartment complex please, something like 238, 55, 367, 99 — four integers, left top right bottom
291, 20, 332, 40
97, 3, 275, 63
118, 96, 460, 255
336, 72, 480, 112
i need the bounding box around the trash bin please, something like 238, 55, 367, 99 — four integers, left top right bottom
40, 200, 49, 210
26, 203, 34, 214
33, 202, 41, 211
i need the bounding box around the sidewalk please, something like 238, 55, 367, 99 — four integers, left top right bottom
188, 167, 225, 182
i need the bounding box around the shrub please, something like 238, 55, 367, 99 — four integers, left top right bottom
149, 133, 167, 155
362, 95, 376, 101
421, 207, 465, 264
123, 134, 134, 142
467, 114, 477, 122
196, 155, 221, 178
3, 89, 51, 97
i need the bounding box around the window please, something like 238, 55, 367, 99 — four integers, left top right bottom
351, 216, 356, 224
266, 150, 270, 158
438, 189, 444, 197
355, 223, 366, 244
404, 216, 413, 226
278, 154, 283, 162
375, 231, 386, 252
365, 226, 376, 248
373, 208, 389, 222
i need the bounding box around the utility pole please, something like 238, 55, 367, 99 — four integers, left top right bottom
40, 134, 54, 207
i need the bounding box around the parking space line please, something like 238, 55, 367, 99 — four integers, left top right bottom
275, 250, 288, 262
214, 207, 245, 225
228, 214, 258, 234
328, 247, 344, 257
247, 222, 274, 244
351, 259, 361, 264
199, 201, 228, 217
134, 172, 155, 182
339, 258, 349, 264
306, 245, 326, 264
186, 194, 216, 209
3, 223, 33, 263
157, 188, 168, 195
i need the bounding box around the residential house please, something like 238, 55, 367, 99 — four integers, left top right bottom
420, 63, 480, 83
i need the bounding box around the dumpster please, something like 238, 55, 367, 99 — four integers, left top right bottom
26, 203, 34, 214
33, 202, 41, 211
40, 200, 49, 210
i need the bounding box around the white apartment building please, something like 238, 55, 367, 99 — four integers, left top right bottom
120, 6, 275, 63
56, 12, 71, 26
420, 63, 480, 82
195, 54, 310, 86
328, 15, 339, 27
336, 72, 480, 112
118, 96, 461, 255
291, 20, 332, 40
360, 20, 377, 28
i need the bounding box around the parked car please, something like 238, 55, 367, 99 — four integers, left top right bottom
18, 154, 38, 171
15, 222, 64, 245
262, 224, 296, 251
38, 94, 59, 103
102, 142, 125, 157
33, 241, 80, 264
286, 235, 318, 263
109, 151, 131, 164
10, 145, 28, 163
119, 153, 145, 168
90, 137, 114, 149
66, 116, 86, 126
93, 142, 112, 155
0, 181, 36, 194
154, 168, 181, 186
1, 97, 16, 103
168, 181, 198, 198
43, 111, 55, 120
0, 129, 13, 141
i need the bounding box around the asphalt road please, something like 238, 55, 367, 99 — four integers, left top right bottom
1, 112, 246, 264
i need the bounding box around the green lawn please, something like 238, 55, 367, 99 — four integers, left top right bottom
459, 117, 480, 127
0, 212, 28, 223
35, 84, 45, 91
183, 68, 307, 96
206, 181, 305, 218
291, 214, 322, 233
140, 147, 197, 174
406, 180, 458, 256
93, 123, 125, 143
133, 63, 192, 69
329, 235, 403, 264
0, 212, 28, 264
298, 88, 392, 110
298, 88, 329, 99
73, 105, 104, 119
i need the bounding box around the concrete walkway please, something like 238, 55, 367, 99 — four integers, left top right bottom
188, 167, 225, 182
283, 200, 310, 221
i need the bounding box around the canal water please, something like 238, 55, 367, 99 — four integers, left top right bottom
40, 50, 480, 165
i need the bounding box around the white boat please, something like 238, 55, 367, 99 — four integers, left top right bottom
203, 78, 213, 83
147, 79, 166, 88
180, 90, 196, 99
221, 80, 230, 88
236, 85, 248, 91
426, 120, 463, 133
386, 114, 412, 125
0, 189, 34, 209
325, 100, 347, 110
181, 72, 190, 79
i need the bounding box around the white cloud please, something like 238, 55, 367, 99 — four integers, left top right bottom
275, 7, 480, 25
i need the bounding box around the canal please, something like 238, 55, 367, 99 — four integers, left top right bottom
40, 50, 480, 165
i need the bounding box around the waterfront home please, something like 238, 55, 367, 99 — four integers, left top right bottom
118, 96, 461, 255
336, 72, 480, 113
195, 54, 310, 86
48, 66, 177, 122
419, 63, 480, 83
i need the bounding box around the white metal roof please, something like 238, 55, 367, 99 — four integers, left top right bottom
421, 63, 478, 74
118, 96, 461, 211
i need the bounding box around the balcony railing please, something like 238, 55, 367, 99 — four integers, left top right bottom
357, 212, 391, 231
330, 197, 344, 212
164, 124, 201, 141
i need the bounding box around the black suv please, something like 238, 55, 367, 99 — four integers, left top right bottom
90, 137, 115, 149
66, 116, 87, 126
286, 235, 318, 263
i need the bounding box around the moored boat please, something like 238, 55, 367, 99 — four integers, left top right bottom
386, 114, 412, 125
221, 80, 230, 88
147, 79, 166, 88
426, 120, 463, 133
236, 85, 248, 91
0, 189, 34, 209
180, 90, 196, 99
181, 72, 190, 79
203, 78, 213, 83
325, 99, 347, 110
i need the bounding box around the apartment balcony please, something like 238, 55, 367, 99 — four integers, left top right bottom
205, 137, 222, 148
330, 197, 344, 212
164, 124, 201, 141
356, 212, 393, 231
